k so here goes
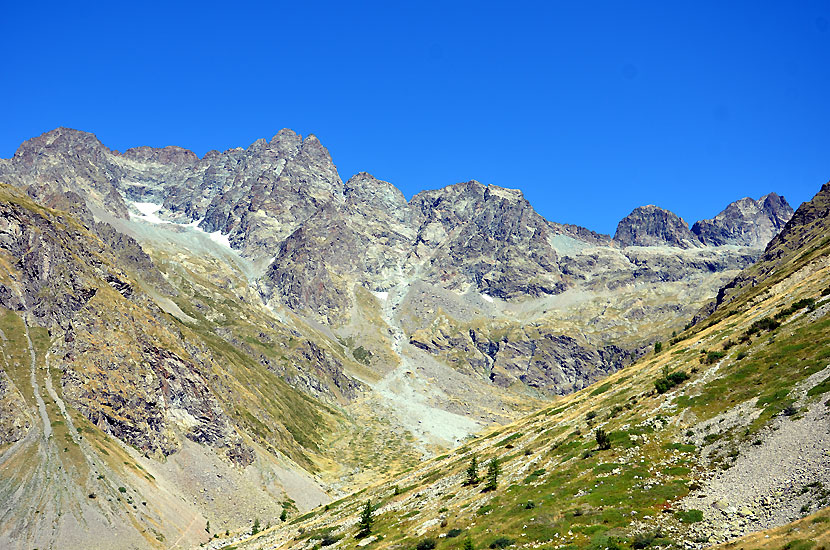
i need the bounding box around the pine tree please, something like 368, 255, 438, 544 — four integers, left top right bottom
251, 517, 260, 535
357, 500, 373, 538
463, 535, 475, 550
484, 457, 500, 491
595, 428, 611, 450
466, 454, 479, 485
280, 508, 288, 522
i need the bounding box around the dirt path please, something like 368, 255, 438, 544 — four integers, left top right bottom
167, 515, 201, 549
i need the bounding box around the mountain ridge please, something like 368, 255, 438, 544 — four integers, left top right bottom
0, 127, 818, 550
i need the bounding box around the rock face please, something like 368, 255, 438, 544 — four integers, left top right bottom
0, 184, 252, 464
0, 370, 29, 446
410, 326, 627, 395
691, 193, 794, 247
613, 205, 701, 248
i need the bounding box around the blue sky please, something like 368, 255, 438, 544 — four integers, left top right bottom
1, 1, 828, 235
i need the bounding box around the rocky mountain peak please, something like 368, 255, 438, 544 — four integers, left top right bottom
691, 193, 794, 247
613, 205, 700, 248
344, 172, 409, 221
13, 127, 108, 162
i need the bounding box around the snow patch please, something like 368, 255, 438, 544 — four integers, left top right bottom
207, 230, 232, 249
129, 202, 232, 250
372, 291, 389, 301
481, 293, 494, 303
130, 202, 166, 224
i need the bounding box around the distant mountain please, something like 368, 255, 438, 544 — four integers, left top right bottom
692, 192, 794, 247
613, 205, 701, 248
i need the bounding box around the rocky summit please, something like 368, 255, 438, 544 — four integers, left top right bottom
0, 127, 822, 550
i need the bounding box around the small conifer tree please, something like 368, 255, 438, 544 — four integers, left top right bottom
595, 428, 611, 450
484, 457, 500, 491
280, 508, 288, 522
466, 454, 479, 485
357, 500, 373, 538
463, 535, 475, 550
251, 517, 260, 535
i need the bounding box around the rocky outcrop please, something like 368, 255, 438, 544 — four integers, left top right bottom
410, 324, 628, 395
761, 182, 830, 262
613, 205, 701, 248
0, 370, 29, 446
691, 193, 793, 247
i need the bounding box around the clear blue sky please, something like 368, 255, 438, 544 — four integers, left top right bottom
1, 1, 828, 235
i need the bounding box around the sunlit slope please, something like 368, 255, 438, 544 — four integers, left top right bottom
224, 183, 830, 550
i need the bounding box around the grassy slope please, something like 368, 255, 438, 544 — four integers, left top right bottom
222, 190, 830, 550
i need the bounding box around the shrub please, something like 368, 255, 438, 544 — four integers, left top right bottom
446, 528, 463, 538
655, 370, 689, 393
321, 534, 341, 546
654, 341, 663, 354
701, 351, 725, 365
632, 532, 656, 549
352, 346, 372, 365
416, 538, 436, 550
744, 317, 780, 337
489, 537, 514, 549
677, 509, 703, 523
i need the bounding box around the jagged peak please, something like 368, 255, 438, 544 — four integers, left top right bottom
691, 192, 794, 247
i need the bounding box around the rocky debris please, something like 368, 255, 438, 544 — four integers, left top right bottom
679, 368, 830, 545
691, 193, 793, 247
614, 205, 701, 249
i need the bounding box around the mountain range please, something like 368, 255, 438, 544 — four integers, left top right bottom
0, 127, 823, 550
